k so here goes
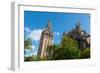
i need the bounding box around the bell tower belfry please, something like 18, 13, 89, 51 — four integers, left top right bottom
38, 19, 53, 58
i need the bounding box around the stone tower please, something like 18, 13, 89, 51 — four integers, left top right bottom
38, 20, 53, 58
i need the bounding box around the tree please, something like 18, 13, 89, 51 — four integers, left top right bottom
52, 46, 80, 60
80, 48, 90, 58
24, 38, 32, 50
24, 36, 32, 61
61, 35, 78, 49
57, 35, 80, 59
24, 56, 33, 61
24, 55, 41, 61
46, 45, 59, 60
46, 35, 80, 60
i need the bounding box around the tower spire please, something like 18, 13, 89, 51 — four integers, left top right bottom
46, 19, 52, 30
76, 20, 81, 34
76, 20, 81, 29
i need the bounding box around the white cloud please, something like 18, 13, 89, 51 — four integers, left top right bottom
54, 32, 60, 36
32, 45, 35, 50
32, 51, 37, 56
31, 45, 38, 56
25, 27, 30, 33
52, 40, 54, 44
31, 44, 37, 52
24, 28, 42, 57
25, 49, 30, 52
28, 29, 43, 41
25, 45, 38, 57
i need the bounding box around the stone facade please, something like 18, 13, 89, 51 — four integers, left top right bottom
38, 20, 53, 58
63, 21, 90, 49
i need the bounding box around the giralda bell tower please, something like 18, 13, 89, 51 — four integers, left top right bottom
38, 20, 53, 58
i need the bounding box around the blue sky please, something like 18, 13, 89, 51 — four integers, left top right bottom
24, 11, 90, 57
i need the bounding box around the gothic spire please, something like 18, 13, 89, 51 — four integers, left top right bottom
76, 20, 81, 30
46, 19, 52, 30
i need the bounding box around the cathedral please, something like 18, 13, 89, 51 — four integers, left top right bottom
63, 21, 90, 49
38, 20, 53, 58
38, 20, 90, 58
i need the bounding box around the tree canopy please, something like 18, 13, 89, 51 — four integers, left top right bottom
24, 35, 90, 61
46, 35, 90, 60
